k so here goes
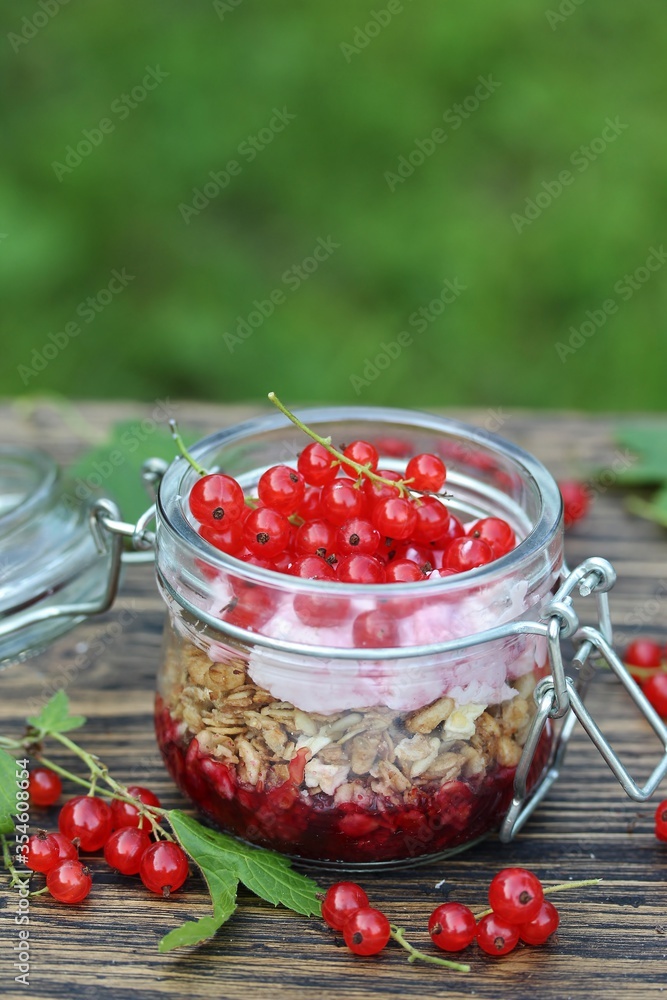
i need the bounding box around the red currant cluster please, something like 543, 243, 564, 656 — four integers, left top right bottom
188, 439, 518, 591
624, 638, 667, 718
24, 768, 188, 903
322, 868, 559, 960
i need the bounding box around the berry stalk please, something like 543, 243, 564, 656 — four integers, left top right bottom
169, 419, 208, 477
473, 877, 602, 920
390, 925, 470, 971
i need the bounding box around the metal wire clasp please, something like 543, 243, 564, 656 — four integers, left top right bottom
500, 557, 667, 841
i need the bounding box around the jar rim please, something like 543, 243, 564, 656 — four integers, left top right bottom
156, 405, 563, 599
0, 446, 58, 535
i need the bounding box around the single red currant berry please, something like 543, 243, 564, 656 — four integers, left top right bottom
199, 520, 245, 555
337, 554, 385, 584
469, 517, 516, 558
445, 536, 494, 573
295, 519, 337, 558
428, 512, 465, 548
654, 799, 667, 842
258, 465, 305, 513
290, 555, 337, 580
385, 559, 425, 583
405, 453, 446, 492
362, 469, 402, 504
343, 906, 391, 956
293, 592, 349, 628
28, 767, 62, 807
222, 580, 277, 629
104, 826, 152, 875
488, 867, 544, 924
322, 881, 370, 930
110, 787, 161, 830
519, 900, 560, 945
625, 639, 663, 669
47, 860, 92, 904
269, 550, 294, 574
476, 912, 520, 956
51, 832, 79, 862
559, 480, 590, 528
26, 830, 60, 873
412, 496, 451, 543
342, 440, 379, 475
428, 902, 477, 952
58, 795, 113, 852
189, 474, 245, 527
371, 497, 417, 541
337, 518, 380, 556
320, 479, 365, 525
296, 484, 323, 521
642, 674, 667, 718
140, 841, 189, 896
297, 443, 338, 487
243, 507, 291, 558
353, 609, 399, 647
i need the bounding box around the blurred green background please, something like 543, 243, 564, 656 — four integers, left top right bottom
2, 1, 666, 410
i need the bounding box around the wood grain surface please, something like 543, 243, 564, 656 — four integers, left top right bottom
1, 401, 666, 1000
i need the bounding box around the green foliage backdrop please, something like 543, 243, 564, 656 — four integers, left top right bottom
2, 1, 666, 409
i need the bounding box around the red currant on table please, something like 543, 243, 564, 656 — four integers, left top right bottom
189, 473, 245, 527
468, 517, 516, 558
140, 841, 189, 896
104, 826, 152, 875
428, 902, 477, 952
258, 465, 305, 513
110, 786, 161, 830
28, 767, 62, 807
559, 480, 590, 528
58, 795, 113, 852
337, 518, 380, 556
47, 860, 93, 904
655, 799, 667, 842
342, 440, 379, 474
51, 832, 79, 862
343, 906, 391, 956
405, 452, 446, 492
297, 442, 338, 486
445, 536, 494, 573
371, 497, 417, 541
322, 881, 370, 930
321, 479, 365, 525
476, 912, 520, 956
519, 899, 560, 945
26, 831, 60, 873
642, 673, 667, 718
488, 867, 544, 924
243, 507, 291, 558
625, 638, 663, 681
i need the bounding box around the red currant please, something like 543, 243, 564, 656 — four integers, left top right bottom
104, 826, 152, 875
199, 520, 244, 555
412, 496, 451, 543
296, 484, 323, 520
428, 512, 465, 548
342, 440, 379, 475
290, 555, 336, 580
488, 867, 544, 924
469, 517, 516, 558
258, 465, 305, 513
140, 841, 189, 896
428, 902, 477, 952
28, 767, 62, 807
642, 674, 667, 717
321, 881, 369, 930
320, 479, 365, 525
559, 480, 590, 528
625, 639, 662, 669
222, 580, 277, 629
293, 591, 348, 628
26, 830, 60, 873
295, 519, 337, 559
343, 906, 391, 956
353, 609, 399, 647
337, 518, 380, 556
59, 796, 113, 852
405, 453, 446, 492
654, 799, 667, 842
445, 536, 494, 573
476, 912, 520, 956
519, 899, 560, 945
51, 832, 79, 862
243, 507, 291, 558
47, 860, 93, 904
189, 473, 245, 527
362, 469, 401, 504
297, 443, 338, 487
110, 786, 161, 830
371, 497, 417, 541
385, 559, 425, 583
337, 554, 385, 584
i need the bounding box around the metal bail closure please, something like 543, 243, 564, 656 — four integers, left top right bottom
500, 557, 667, 842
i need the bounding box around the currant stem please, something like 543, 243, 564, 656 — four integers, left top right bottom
169, 420, 208, 477
390, 925, 470, 972
473, 877, 603, 920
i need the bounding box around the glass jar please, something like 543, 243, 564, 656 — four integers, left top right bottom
153, 407, 563, 865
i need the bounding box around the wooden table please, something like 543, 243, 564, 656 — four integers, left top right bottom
1, 402, 666, 1000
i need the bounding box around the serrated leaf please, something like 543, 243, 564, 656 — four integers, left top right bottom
158, 866, 239, 952
0, 749, 17, 834
613, 425, 667, 485
169, 810, 322, 918
26, 690, 86, 737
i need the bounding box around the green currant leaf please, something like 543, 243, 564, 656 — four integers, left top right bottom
613, 425, 667, 485
168, 810, 322, 919
626, 485, 667, 527
26, 690, 86, 737
0, 749, 18, 834
158, 865, 239, 952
